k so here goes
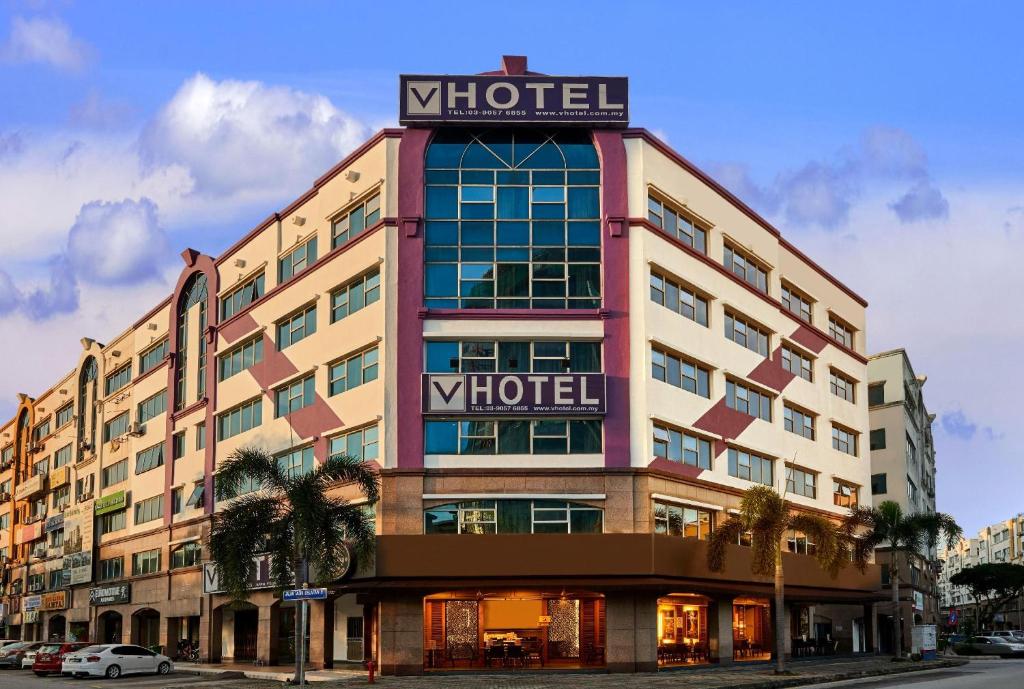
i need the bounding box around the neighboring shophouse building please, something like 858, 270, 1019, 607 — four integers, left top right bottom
0, 57, 884, 673
939, 516, 1024, 631
866, 349, 940, 651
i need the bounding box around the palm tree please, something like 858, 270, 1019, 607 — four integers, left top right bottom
845, 501, 961, 659
708, 484, 846, 674
209, 446, 379, 677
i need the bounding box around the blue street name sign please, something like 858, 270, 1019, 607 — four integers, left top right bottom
282, 588, 328, 601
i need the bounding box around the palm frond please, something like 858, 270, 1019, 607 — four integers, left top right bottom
208, 494, 284, 602
707, 517, 747, 572
213, 446, 288, 501
314, 452, 381, 504
740, 486, 787, 576
908, 511, 963, 552
789, 513, 842, 577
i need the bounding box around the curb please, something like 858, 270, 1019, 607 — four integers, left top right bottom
710, 659, 969, 689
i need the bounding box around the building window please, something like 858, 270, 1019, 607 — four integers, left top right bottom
327, 347, 379, 396
781, 345, 813, 382
139, 339, 170, 375
652, 423, 711, 469
833, 480, 859, 508
647, 195, 708, 253
653, 501, 713, 539
424, 499, 602, 535
75, 474, 95, 501
218, 335, 264, 381
649, 271, 709, 326
870, 428, 886, 450
104, 364, 132, 396
279, 236, 318, 282
277, 304, 317, 350
172, 432, 185, 460
277, 446, 315, 479
424, 419, 602, 455
830, 369, 856, 402
171, 542, 202, 569
135, 443, 164, 474
174, 273, 208, 410
97, 509, 126, 536
275, 374, 315, 418
907, 476, 918, 502
103, 412, 129, 443
220, 272, 265, 321
424, 129, 601, 310
331, 194, 381, 249
783, 405, 815, 440
785, 466, 817, 498
134, 494, 164, 525
53, 444, 72, 469
330, 269, 381, 322
55, 403, 74, 428
196, 422, 206, 450
728, 448, 774, 486
28, 573, 45, 592
781, 283, 812, 323
217, 397, 263, 441
868, 383, 885, 406
832, 425, 858, 456
172, 487, 183, 514
726, 380, 773, 421
132, 548, 161, 576
828, 315, 854, 348
51, 484, 70, 509
787, 531, 817, 555
101, 459, 128, 488
724, 311, 770, 357
137, 389, 168, 424
328, 425, 379, 462
651, 346, 711, 398
33, 418, 51, 443
425, 339, 601, 373
724, 242, 768, 293
185, 483, 205, 509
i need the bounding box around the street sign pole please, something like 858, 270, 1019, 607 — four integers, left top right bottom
282, 584, 328, 685
298, 585, 307, 687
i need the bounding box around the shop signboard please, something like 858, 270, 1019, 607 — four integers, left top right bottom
422, 373, 605, 415
17, 521, 43, 544
94, 491, 126, 516
203, 553, 286, 594
49, 465, 70, 489
90, 584, 130, 606
14, 473, 44, 501
62, 499, 95, 585
24, 610, 39, 624
40, 591, 67, 611
23, 594, 41, 611
45, 513, 64, 533
400, 73, 629, 127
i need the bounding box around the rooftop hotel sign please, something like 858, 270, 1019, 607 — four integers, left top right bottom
400, 75, 628, 126
422, 373, 605, 415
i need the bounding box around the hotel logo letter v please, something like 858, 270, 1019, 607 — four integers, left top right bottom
428, 374, 467, 412
406, 81, 442, 115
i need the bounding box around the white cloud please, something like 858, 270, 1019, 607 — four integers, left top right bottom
139, 73, 371, 205
66, 198, 168, 285
1, 16, 91, 72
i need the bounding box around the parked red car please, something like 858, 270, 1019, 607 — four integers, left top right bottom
32, 642, 91, 676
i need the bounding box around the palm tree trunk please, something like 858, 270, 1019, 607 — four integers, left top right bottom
890, 559, 902, 658
774, 545, 786, 674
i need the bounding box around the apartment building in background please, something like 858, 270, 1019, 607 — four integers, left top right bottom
866, 349, 939, 652
0, 57, 885, 674
939, 515, 1024, 631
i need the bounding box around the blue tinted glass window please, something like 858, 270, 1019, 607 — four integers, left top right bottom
425, 421, 458, 454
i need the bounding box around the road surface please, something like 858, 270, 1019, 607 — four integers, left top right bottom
802, 658, 1024, 689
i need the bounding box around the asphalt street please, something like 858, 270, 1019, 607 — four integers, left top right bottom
0, 670, 276, 689
797, 658, 1024, 688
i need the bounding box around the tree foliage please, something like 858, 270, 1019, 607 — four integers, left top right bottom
950, 563, 1024, 629
208, 446, 380, 603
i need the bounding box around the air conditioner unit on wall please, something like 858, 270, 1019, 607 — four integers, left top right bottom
129, 422, 144, 436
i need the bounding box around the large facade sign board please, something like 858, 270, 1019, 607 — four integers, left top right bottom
62, 499, 95, 585
422, 373, 605, 415
90, 584, 130, 606
400, 75, 628, 127
203, 554, 285, 594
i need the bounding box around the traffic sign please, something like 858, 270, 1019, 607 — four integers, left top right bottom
283, 588, 328, 601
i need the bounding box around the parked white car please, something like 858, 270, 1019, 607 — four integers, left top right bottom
61, 644, 173, 678
20, 648, 38, 669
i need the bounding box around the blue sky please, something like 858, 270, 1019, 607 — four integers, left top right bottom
1, 1, 1022, 534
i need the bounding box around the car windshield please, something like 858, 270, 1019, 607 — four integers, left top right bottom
3, 643, 27, 651
39, 645, 62, 653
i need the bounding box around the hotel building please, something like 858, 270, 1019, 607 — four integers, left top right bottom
0, 57, 882, 673
866, 349, 940, 651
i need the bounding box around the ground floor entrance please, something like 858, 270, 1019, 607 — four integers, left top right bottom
423, 591, 606, 671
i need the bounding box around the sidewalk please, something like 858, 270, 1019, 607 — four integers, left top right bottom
177, 656, 967, 688
176, 661, 365, 683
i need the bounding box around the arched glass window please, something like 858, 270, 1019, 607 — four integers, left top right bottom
424, 130, 601, 309
175, 273, 208, 410
76, 357, 98, 462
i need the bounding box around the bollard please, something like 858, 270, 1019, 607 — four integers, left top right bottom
366, 659, 376, 684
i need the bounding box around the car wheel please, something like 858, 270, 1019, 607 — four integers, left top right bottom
157, 662, 170, 675
105, 664, 121, 679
